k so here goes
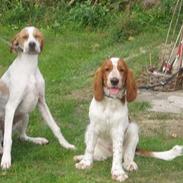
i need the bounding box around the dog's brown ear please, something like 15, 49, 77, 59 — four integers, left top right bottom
34, 29, 44, 51
40, 37, 44, 51
126, 69, 137, 102
93, 67, 104, 101
10, 33, 20, 53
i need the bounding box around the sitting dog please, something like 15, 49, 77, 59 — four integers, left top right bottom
0, 26, 75, 170
74, 57, 183, 182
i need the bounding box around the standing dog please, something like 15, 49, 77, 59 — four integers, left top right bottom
74, 57, 183, 182
0, 26, 75, 170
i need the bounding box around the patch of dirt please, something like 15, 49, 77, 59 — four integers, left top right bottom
138, 119, 183, 137
137, 90, 183, 137
137, 90, 183, 113
64, 87, 92, 101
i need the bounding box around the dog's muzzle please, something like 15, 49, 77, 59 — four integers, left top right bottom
28, 41, 39, 54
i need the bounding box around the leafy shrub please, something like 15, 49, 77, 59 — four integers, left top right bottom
111, 14, 143, 42
68, 1, 111, 29
0, 0, 112, 30
0, 0, 181, 35
111, 0, 182, 42
0, 0, 67, 29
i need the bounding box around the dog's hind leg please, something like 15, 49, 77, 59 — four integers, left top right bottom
123, 122, 139, 172
19, 114, 49, 145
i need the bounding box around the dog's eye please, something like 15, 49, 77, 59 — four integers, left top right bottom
22, 35, 28, 39
34, 34, 40, 39
105, 68, 110, 72
119, 68, 124, 72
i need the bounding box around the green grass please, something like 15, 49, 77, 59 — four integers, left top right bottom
0, 25, 183, 183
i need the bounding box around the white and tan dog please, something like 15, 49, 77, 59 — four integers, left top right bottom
74, 58, 183, 182
0, 26, 75, 170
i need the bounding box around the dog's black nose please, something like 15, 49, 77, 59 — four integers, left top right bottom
110, 77, 119, 86
29, 41, 36, 48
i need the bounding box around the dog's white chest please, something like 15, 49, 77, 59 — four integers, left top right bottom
17, 75, 39, 113
89, 97, 128, 135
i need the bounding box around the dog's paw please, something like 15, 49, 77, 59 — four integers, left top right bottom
123, 161, 138, 172
32, 137, 49, 145
172, 145, 183, 156
64, 144, 76, 150
1, 153, 11, 170
73, 155, 84, 162
112, 169, 128, 182
75, 159, 93, 170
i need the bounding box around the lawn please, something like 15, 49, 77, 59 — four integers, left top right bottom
0, 25, 183, 183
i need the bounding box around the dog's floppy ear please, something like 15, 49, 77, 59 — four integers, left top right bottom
40, 37, 44, 51
93, 67, 104, 101
126, 68, 137, 102
10, 33, 20, 53
34, 28, 44, 51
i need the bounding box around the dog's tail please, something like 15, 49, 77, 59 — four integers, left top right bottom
135, 145, 183, 161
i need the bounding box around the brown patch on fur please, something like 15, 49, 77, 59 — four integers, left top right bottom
125, 68, 137, 102
93, 59, 113, 101
117, 59, 128, 103
93, 67, 104, 101
117, 59, 137, 102
0, 80, 9, 95
33, 28, 44, 51
135, 148, 154, 157
10, 28, 28, 53
102, 60, 113, 87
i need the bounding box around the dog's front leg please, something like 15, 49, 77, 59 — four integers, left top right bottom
38, 97, 75, 150
1, 97, 21, 170
111, 128, 128, 182
75, 123, 97, 169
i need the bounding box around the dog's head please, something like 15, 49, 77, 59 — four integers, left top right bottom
93, 57, 137, 103
10, 26, 44, 54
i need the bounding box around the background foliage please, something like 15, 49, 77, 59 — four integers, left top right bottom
0, 0, 182, 41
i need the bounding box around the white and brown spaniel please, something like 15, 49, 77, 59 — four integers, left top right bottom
0, 26, 75, 170
74, 57, 183, 182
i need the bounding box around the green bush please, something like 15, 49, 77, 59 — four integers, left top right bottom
0, 0, 112, 30
0, 0, 181, 38
110, 0, 182, 42
0, 0, 67, 29
111, 14, 144, 42
68, 1, 111, 29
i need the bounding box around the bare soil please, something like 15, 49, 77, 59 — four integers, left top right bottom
137, 90, 183, 137
138, 90, 183, 113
